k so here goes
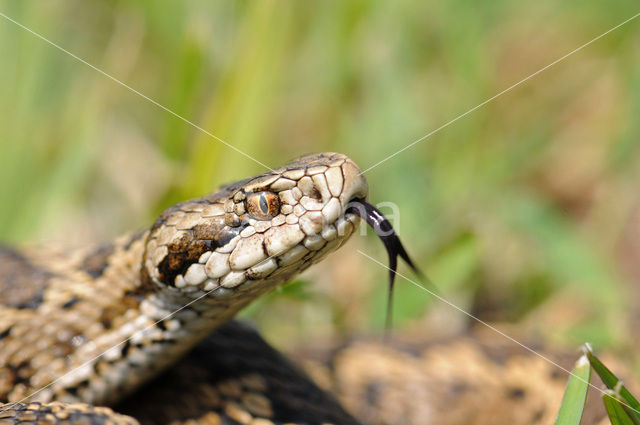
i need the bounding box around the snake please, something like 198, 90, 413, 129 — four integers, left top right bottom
0, 152, 614, 425
0, 152, 421, 424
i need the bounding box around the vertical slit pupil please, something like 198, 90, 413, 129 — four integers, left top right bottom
259, 194, 269, 214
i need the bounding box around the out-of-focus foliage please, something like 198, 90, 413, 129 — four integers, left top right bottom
1, 1, 639, 355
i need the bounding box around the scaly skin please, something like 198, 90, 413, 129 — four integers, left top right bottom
0, 153, 367, 412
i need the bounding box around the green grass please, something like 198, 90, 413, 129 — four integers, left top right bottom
554, 346, 640, 425
0, 0, 639, 351
554, 355, 591, 425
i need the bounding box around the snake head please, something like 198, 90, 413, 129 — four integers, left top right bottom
141, 153, 368, 299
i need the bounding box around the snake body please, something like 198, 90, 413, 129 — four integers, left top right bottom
0, 153, 368, 422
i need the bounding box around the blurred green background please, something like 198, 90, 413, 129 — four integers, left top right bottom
1, 1, 639, 359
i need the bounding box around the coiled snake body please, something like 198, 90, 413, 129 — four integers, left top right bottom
0, 153, 606, 425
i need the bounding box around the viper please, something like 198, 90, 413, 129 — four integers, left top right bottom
0, 153, 610, 425
0, 152, 417, 424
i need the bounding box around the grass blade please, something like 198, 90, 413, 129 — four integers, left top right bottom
554, 354, 592, 425
583, 344, 640, 423
604, 390, 637, 425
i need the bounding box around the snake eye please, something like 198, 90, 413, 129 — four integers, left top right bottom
245, 192, 280, 220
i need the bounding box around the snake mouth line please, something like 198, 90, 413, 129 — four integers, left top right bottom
345, 199, 423, 329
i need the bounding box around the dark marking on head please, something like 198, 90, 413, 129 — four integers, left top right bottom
140, 197, 238, 289
148, 208, 240, 287
224, 213, 241, 227
157, 235, 212, 286
0, 247, 53, 310
192, 221, 222, 240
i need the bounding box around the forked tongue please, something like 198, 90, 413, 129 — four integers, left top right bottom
346, 199, 427, 335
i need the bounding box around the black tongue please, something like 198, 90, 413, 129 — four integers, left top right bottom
346, 199, 424, 333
